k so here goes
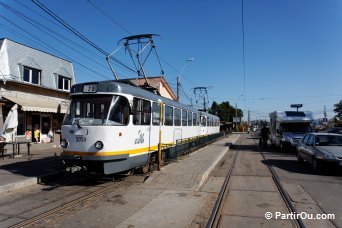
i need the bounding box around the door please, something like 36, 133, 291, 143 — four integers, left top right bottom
32, 114, 40, 142
41, 115, 52, 142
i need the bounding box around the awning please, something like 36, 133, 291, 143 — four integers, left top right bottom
3, 96, 69, 113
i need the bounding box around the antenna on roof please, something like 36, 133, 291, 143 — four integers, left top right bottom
290, 104, 303, 112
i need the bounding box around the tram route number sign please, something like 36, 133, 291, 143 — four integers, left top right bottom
83, 84, 97, 93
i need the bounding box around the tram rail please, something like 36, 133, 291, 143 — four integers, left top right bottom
10, 174, 140, 228
206, 134, 305, 228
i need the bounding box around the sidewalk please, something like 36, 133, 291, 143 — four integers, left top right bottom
0, 139, 64, 193
0, 133, 239, 202
115, 134, 240, 228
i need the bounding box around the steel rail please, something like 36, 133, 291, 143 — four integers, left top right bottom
257, 143, 305, 228
10, 177, 127, 228
206, 135, 241, 228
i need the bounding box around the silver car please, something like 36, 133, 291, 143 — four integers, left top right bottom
296, 133, 342, 171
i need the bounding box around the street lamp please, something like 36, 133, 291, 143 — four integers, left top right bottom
177, 58, 194, 101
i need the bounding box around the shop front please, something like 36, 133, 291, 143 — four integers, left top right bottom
1, 95, 68, 143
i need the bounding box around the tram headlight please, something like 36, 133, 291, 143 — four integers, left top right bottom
95, 141, 104, 150
60, 139, 68, 148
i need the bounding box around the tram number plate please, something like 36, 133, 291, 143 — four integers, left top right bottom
83, 84, 97, 93
76, 136, 87, 142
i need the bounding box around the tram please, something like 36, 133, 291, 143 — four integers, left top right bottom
60, 80, 220, 174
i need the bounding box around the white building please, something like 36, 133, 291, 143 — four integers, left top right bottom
0, 38, 75, 142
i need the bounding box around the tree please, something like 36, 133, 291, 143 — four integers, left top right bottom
209, 101, 243, 122
333, 100, 342, 119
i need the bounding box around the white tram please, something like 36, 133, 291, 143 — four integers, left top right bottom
61, 80, 220, 174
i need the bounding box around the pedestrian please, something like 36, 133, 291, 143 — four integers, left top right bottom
34, 128, 40, 143
260, 124, 270, 147
48, 129, 54, 142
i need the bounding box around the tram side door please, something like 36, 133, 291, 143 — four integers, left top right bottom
201, 116, 208, 135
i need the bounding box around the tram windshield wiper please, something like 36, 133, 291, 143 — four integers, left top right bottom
73, 119, 82, 129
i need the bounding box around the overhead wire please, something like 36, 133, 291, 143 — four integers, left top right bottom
31, 0, 136, 74
0, 2, 111, 72
0, 15, 110, 80
241, 0, 246, 103
14, 0, 110, 59
0, 1, 135, 79
85, 0, 196, 94
180, 84, 192, 104
86, 0, 132, 35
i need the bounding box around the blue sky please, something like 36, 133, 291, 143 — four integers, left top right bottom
1, 0, 341, 121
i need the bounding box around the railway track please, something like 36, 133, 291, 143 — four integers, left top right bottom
206, 134, 305, 228
10, 173, 145, 228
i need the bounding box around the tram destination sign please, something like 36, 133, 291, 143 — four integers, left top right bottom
83, 84, 98, 93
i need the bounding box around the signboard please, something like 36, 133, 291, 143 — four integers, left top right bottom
83, 84, 98, 93
233, 117, 241, 123
291, 104, 303, 108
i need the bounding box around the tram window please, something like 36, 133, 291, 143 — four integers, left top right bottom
63, 95, 112, 126
164, 105, 173, 126
182, 110, 187, 126
107, 96, 130, 125
133, 98, 151, 125
174, 108, 181, 126
188, 112, 192, 126
152, 102, 160, 125
193, 113, 197, 126
201, 116, 207, 126
75, 102, 81, 116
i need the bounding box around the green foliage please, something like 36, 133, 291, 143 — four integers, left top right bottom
209, 101, 243, 122
334, 100, 342, 119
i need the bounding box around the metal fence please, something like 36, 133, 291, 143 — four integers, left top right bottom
162, 132, 225, 163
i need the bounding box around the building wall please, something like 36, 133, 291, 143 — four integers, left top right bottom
0, 39, 75, 89
0, 39, 75, 142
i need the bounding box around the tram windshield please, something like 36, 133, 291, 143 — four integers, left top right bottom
63, 95, 130, 126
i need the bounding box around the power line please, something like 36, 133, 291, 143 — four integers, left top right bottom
0, 15, 110, 80
86, 0, 132, 35
241, 0, 246, 102
0, 2, 110, 72
11, 0, 134, 77
180, 84, 192, 105
31, 0, 136, 74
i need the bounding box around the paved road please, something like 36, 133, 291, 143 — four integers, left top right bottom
258, 136, 342, 228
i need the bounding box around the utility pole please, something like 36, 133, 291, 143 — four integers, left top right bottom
323, 105, 327, 118
235, 102, 237, 130
248, 110, 250, 132
177, 58, 193, 101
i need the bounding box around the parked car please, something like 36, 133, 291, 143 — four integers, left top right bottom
296, 133, 342, 171
328, 127, 342, 135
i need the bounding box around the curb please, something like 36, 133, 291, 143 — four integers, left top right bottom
0, 177, 37, 194
196, 134, 241, 191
